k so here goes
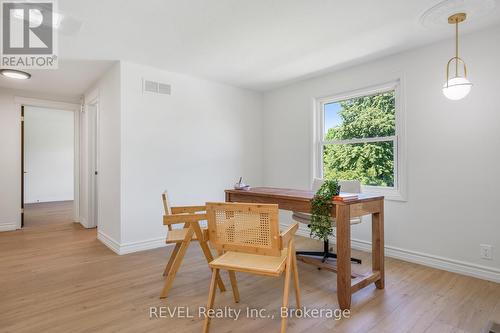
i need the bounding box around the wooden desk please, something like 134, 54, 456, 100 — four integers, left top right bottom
225, 187, 384, 310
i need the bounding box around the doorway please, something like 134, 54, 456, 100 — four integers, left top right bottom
22, 106, 75, 228
17, 96, 100, 232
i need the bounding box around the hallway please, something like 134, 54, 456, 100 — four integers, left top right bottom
24, 201, 74, 228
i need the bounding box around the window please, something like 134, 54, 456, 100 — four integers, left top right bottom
314, 81, 406, 200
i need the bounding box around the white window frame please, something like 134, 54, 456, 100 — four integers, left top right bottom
313, 80, 407, 201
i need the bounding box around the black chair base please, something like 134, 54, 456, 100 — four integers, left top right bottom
296, 239, 362, 265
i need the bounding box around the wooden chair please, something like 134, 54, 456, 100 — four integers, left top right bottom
203, 202, 300, 333
160, 192, 225, 298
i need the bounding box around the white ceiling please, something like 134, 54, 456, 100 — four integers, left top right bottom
0, 60, 114, 101
2, 0, 500, 97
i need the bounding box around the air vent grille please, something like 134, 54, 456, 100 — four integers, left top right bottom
143, 79, 171, 95
144, 80, 158, 93
158, 83, 171, 95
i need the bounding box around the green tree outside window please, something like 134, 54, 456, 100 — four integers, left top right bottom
323, 91, 396, 187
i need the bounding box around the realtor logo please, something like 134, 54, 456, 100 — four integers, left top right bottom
1, 0, 58, 68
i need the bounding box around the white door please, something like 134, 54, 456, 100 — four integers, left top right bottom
87, 103, 99, 228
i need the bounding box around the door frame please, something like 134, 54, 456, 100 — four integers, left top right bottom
86, 99, 100, 229
21, 106, 24, 227
15, 96, 81, 228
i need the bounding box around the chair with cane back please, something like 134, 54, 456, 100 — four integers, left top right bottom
203, 202, 301, 333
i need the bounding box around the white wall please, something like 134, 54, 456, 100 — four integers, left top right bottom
263, 25, 500, 279
0, 88, 79, 231
0, 90, 22, 231
118, 61, 263, 250
24, 107, 74, 203
84, 61, 263, 254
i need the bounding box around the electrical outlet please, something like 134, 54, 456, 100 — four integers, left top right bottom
480, 244, 493, 260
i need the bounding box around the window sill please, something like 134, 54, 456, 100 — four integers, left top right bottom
361, 185, 407, 202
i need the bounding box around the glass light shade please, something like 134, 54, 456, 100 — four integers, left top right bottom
0, 69, 31, 80
442, 76, 472, 100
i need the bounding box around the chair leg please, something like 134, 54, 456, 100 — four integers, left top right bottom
193, 224, 226, 292
291, 243, 301, 309
160, 229, 193, 299
163, 243, 181, 276
228, 270, 240, 303
203, 268, 219, 333
281, 245, 293, 333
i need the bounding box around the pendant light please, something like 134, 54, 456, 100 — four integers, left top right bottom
442, 13, 472, 100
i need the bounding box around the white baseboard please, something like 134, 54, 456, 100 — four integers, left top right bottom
287, 223, 500, 284
97, 230, 121, 254
0, 223, 18, 232
79, 217, 89, 228
119, 237, 167, 255
97, 230, 168, 255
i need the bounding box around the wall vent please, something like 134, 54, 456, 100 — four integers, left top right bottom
158, 83, 171, 95
143, 79, 171, 95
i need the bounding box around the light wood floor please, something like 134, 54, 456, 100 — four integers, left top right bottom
24, 201, 74, 227
1, 202, 499, 333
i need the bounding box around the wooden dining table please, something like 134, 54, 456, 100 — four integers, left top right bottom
225, 187, 384, 310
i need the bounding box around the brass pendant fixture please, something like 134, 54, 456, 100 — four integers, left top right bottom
442, 13, 473, 100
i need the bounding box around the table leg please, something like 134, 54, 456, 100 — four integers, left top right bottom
336, 204, 351, 310
372, 201, 385, 289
